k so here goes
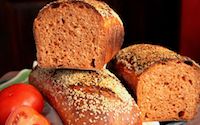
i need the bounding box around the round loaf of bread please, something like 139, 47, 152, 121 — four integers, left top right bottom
33, 0, 124, 70
29, 67, 141, 125
112, 44, 200, 122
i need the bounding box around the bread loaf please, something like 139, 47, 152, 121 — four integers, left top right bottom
112, 44, 200, 122
33, 0, 124, 70
29, 67, 142, 125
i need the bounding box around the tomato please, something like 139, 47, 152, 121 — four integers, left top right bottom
5, 106, 50, 125
0, 83, 44, 125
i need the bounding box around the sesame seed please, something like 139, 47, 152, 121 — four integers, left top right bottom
116, 44, 181, 74
31, 68, 138, 124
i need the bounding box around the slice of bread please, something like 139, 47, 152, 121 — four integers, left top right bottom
113, 44, 200, 121
33, 0, 124, 70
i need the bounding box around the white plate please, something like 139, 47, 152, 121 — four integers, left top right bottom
42, 102, 63, 125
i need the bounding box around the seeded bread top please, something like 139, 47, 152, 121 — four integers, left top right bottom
32, 67, 132, 101
115, 44, 181, 74
31, 68, 140, 121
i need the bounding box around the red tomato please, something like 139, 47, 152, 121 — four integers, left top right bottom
5, 106, 50, 125
0, 83, 44, 125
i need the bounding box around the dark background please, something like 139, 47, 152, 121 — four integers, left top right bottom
0, 0, 200, 76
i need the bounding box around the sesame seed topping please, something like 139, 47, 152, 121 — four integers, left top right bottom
115, 44, 181, 74
31, 68, 140, 124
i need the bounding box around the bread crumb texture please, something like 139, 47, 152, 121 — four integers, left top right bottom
138, 59, 200, 121
30, 68, 141, 125
58, 0, 123, 23
33, 0, 124, 69
114, 44, 200, 121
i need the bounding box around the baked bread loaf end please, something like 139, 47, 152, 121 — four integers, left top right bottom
33, 0, 124, 70
113, 44, 200, 122
29, 68, 142, 125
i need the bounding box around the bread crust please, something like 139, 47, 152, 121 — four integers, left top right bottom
113, 44, 182, 92
29, 67, 142, 125
33, 0, 124, 70
112, 44, 200, 122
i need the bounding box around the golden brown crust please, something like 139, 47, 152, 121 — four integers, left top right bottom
33, 0, 124, 70
115, 44, 181, 74
29, 68, 141, 125
113, 44, 200, 122
114, 61, 138, 93
113, 44, 182, 94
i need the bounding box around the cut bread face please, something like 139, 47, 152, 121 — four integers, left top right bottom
137, 59, 200, 121
34, 0, 124, 70
112, 44, 200, 122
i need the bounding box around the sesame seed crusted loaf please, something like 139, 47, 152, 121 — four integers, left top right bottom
33, 0, 124, 70
115, 44, 182, 75
112, 44, 200, 122
29, 67, 142, 125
